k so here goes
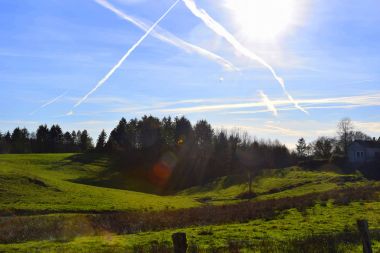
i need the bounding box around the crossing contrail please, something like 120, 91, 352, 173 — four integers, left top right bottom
68, 0, 180, 115
30, 91, 68, 115
94, 0, 238, 71
258, 90, 278, 116
181, 0, 308, 114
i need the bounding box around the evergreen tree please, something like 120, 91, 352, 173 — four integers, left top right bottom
49, 124, 63, 152
296, 138, 307, 159
95, 130, 107, 152
36, 125, 50, 152
11, 127, 30, 153
79, 130, 93, 152
174, 116, 193, 146
161, 117, 175, 147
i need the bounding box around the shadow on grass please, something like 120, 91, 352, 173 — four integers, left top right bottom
61, 153, 164, 194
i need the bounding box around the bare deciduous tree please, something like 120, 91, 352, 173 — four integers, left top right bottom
337, 118, 354, 155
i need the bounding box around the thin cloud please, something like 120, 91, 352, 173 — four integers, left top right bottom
354, 121, 380, 134
94, 0, 238, 71
258, 90, 278, 116
157, 92, 380, 114
181, 0, 308, 114
69, 0, 180, 115
64, 92, 380, 117
30, 91, 68, 115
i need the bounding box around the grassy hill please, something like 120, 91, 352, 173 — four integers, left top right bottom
180, 167, 368, 204
1, 153, 380, 252
2, 200, 380, 252
0, 154, 198, 213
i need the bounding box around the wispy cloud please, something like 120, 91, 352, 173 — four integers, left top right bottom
29, 91, 68, 115
94, 0, 238, 71
157, 92, 380, 114
181, 0, 307, 114
69, 0, 180, 115
258, 90, 278, 116
354, 121, 380, 134
0, 120, 39, 125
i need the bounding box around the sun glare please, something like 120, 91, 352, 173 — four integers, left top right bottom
225, 0, 299, 41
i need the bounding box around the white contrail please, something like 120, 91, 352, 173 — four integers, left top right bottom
68, 0, 180, 115
94, 0, 238, 71
258, 90, 278, 116
30, 91, 68, 115
181, 0, 308, 114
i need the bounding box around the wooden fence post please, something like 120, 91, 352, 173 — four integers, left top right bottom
357, 220, 372, 253
172, 232, 187, 253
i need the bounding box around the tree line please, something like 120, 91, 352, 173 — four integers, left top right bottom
97, 116, 292, 190
2, 116, 375, 190
0, 125, 93, 154
0, 116, 292, 190
295, 118, 378, 161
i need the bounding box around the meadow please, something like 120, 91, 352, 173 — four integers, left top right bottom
1, 153, 380, 252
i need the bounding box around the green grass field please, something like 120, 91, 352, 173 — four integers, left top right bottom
180, 167, 368, 204
2, 201, 380, 252
1, 153, 380, 252
0, 154, 198, 213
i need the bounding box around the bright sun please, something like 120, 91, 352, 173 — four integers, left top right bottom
225, 0, 299, 41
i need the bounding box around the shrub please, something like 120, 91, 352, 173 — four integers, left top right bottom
329, 154, 346, 167
298, 159, 328, 170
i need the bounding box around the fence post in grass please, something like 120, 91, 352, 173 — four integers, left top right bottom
172, 232, 187, 253
357, 219, 372, 253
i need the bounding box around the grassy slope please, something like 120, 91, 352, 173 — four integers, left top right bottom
2, 201, 380, 252
0, 154, 198, 212
1, 154, 380, 252
180, 167, 368, 204
0, 154, 367, 212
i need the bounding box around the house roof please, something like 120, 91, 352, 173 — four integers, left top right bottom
352, 140, 380, 149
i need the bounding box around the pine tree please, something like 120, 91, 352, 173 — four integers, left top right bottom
95, 130, 107, 152
296, 138, 307, 159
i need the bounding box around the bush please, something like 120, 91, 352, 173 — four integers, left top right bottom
329, 155, 346, 167
298, 159, 328, 170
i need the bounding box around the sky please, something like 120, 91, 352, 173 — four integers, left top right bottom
0, 0, 380, 148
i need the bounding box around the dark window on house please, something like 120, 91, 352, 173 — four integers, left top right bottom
357, 151, 364, 158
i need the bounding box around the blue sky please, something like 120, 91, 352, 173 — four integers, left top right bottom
1, 0, 380, 147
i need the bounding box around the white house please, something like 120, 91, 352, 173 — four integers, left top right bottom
348, 140, 380, 163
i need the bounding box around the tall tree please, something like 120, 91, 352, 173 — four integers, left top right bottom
236, 144, 264, 197
107, 118, 130, 152
312, 137, 334, 159
337, 118, 354, 155
3, 131, 11, 153
137, 116, 162, 150
36, 125, 50, 152
161, 117, 175, 147
0, 132, 4, 153
351, 131, 371, 141
50, 124, 63, 152
212, 131, 230, 176
79, 130, 93, 152
62, 131, 74, 152
11, 127, 30, 153
296, 138, 307, 159
174, 116, 193, 146
194, 120, 213, 148
95, 130, 107, 152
